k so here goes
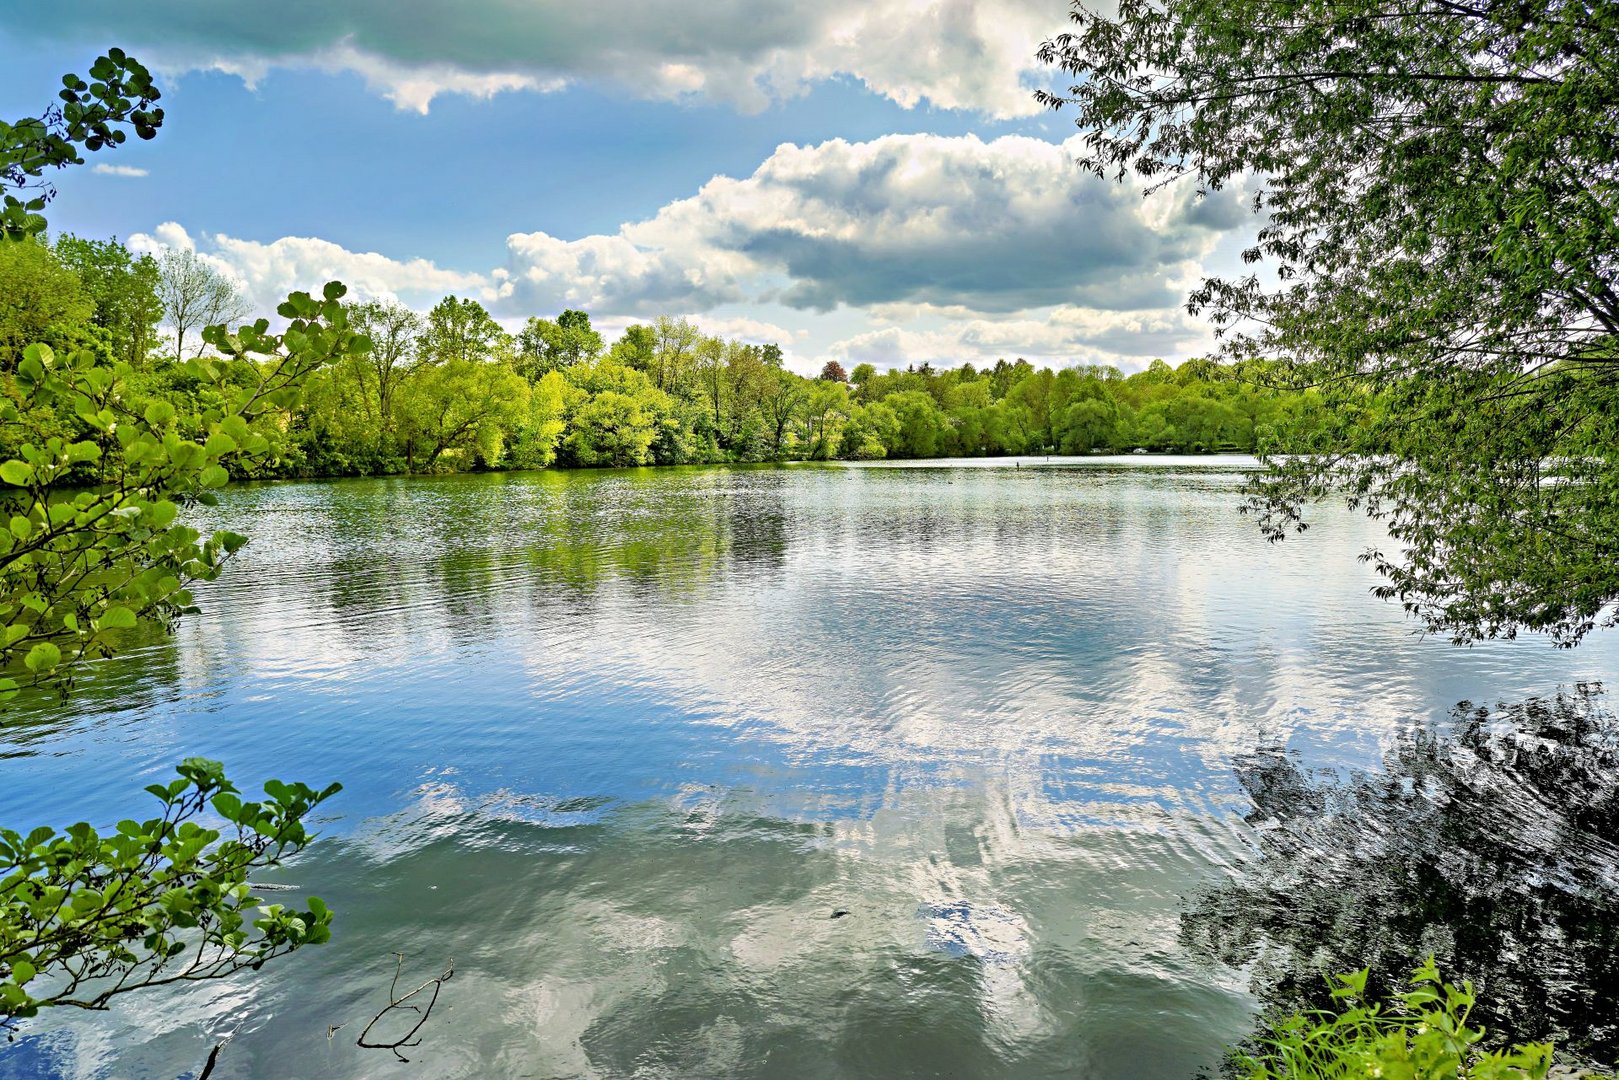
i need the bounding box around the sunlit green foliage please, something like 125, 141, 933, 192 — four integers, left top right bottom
1039, 0, 1619, 645
0, 290, 357, 1026
272, 304, 1336, 474
1, 759, 339, 1027
1, 52, 353, 1033
1237, 962, 1610, 1080
0, 287, 365, 699
0, 238, 93, 369
3, 231, 1350, 477
518, 308, 603, 379
51, 233, 162, 368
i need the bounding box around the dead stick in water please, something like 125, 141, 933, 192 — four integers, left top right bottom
196, 1019, 242, 1079
356, 953, 454, 1063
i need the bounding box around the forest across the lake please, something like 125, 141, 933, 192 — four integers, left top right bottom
1, 237, 1339, 478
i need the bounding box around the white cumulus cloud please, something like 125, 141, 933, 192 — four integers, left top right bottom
823, 307, 1215, 374
128, 223, 489, 314
498, 133, 1245, 318
122, 133, 1252, 372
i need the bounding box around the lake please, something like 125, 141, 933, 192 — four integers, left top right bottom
4, 457, 1617, 1078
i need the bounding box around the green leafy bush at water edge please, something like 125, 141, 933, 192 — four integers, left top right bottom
1236, 961, 1613, 1080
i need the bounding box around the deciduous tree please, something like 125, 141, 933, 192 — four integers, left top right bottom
51, 234, 161, 367
420, 295, 506, 366
1040, 0, 1619, 644
156, 247, 249, 361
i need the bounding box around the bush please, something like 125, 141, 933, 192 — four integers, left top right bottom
1236, 961, 1613, 1080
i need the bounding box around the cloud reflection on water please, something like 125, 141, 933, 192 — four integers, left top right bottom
3, 461, 1617, 1078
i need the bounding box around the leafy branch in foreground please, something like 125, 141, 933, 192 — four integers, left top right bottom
0, 284, 370, 703
1238, 961, 1611, 1080
0, 284, 364, 1033
0, 758, 340, 1030
0, 48, 163, 241
0, 49, 366, 1043
1040, 0, 1619, 645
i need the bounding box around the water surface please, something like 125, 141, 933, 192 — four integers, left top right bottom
3, 457, 1616, 1078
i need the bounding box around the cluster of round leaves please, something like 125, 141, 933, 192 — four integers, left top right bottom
0, 757, 341, 1025
0, 282, 370, 704
0, 284, 364, 1023
0, 52, 363, 1033
1237, 960, 1610, 1080
1, 49, 163, 239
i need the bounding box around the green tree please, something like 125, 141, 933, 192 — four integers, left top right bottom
346, 298, 422, 451
838, 401, 899, 460
883, 390, 946, 458
760, 366, 808, 459
564, 391, 659, 467
509, 370, 568, 469
295, 358, 386, 475
421, 294, 507, 366
394, 357, 529, 471
801, 379, 851, 459
693, 333, 728, 438
650, 315, 699, 394
608, 323, 656, 373
721, 341, 772, 454
1057, 397, 1117, 453
1040, 0, 1619, 645
516, 308, 603, 379
0, 239, 91, 369
51, 234, 162, 368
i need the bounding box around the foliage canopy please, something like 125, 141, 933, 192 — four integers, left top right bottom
1039, 0, 1619, 644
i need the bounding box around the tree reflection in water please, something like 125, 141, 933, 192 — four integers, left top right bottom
1182, 684, 1619, 1065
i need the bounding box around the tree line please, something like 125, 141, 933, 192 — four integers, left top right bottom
1, 234, 1341, 478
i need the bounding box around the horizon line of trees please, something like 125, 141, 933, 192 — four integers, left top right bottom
1, 231, 1342, 479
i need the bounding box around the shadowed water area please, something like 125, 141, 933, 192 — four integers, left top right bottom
2, 457, 1617, 1078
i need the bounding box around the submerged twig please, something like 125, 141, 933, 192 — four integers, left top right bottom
355, 952, 454, 1063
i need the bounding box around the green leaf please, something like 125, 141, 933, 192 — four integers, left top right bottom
147, 500, 178, 528
95, 606, 137, 631
23, 642, 61, 673
65, 441, 102, 464
0, 461, 33, 487
178, 757, 227, 788
211, 792, 243, 822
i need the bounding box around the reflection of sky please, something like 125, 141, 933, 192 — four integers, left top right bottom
3, 459, 1616, 1079
8, 457, 1618, 842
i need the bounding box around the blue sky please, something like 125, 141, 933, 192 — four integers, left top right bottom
1, 2, 1256, 373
